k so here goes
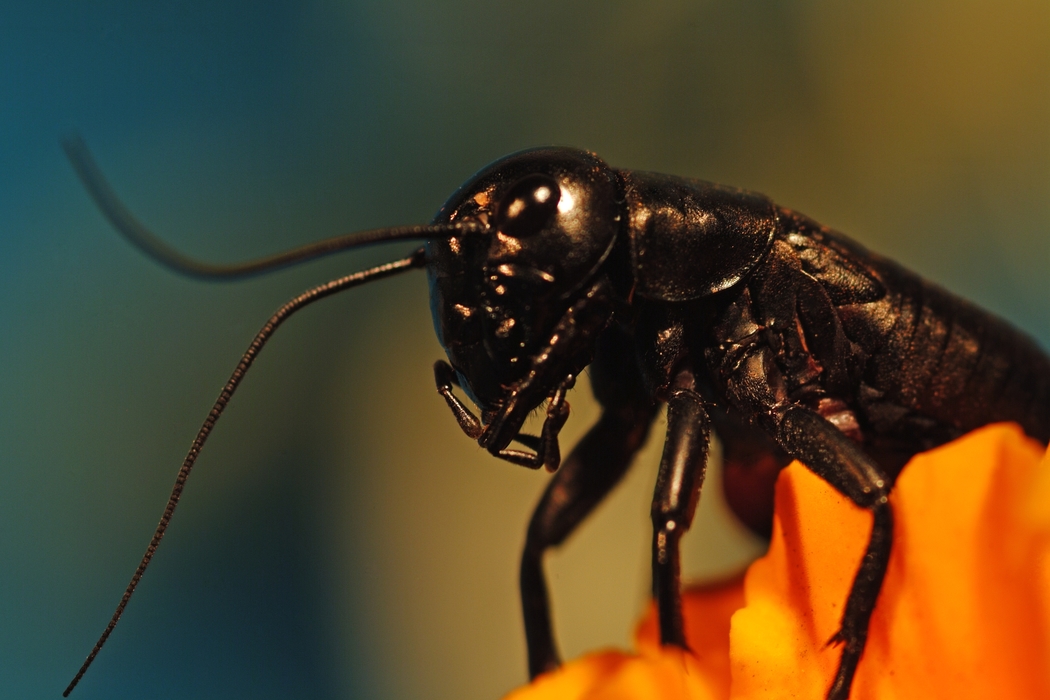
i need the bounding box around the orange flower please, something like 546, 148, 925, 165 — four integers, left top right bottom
504, 423, 1050, 700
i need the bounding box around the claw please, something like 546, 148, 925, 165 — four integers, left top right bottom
825, 630, 846, 648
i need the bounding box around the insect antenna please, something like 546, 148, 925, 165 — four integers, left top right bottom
63, 249, 426, 697
62, 134, 483, 279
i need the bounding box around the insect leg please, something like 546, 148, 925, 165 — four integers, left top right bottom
775, 405, 892, 700
520, 397, 656, 678
650, 379, 711, 647
710, 406, 791, 538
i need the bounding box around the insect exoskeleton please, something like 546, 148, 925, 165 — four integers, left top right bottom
63, 140, 1050, 700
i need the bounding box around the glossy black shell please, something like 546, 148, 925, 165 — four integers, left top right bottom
425, 148, 789, 410
621, 171, 778, 301
425, 148, 622, 408
425, 147, 786, 411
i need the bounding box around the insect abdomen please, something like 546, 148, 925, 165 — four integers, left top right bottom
852, 257, 1050, 445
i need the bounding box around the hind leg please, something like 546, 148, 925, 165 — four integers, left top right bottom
712, 407, 792, 538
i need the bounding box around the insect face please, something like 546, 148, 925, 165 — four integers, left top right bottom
425, 148, 623, 415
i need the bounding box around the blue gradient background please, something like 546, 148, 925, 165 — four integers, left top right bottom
4, 2, 1049, 699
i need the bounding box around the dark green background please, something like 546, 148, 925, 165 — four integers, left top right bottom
4, 2, 1049, 698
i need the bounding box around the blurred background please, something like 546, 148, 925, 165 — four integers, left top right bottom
3, 2, 1049, 698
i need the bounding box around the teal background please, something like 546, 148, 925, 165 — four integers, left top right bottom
3, 2, 1049, 698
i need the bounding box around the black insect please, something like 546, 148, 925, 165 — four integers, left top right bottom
62, 139, 1050, 700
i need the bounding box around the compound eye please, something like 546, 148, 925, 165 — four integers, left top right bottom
494, 174, 561, 239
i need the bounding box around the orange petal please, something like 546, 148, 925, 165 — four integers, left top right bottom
730, 423, 1050, 699
635, 575, 745, 699
505, 578, 745, 700
502, 648, 724, 700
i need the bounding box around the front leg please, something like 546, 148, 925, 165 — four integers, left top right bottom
521, 398, 657, 676
650, 372, 711, 647
521, 323, 658, 678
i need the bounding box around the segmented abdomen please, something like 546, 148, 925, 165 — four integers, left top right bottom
851, 256, 1050, 444
780, 210, 1050, 448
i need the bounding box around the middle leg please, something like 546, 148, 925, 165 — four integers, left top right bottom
650, 376, 712, 647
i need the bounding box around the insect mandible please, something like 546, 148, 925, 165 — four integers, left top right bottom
62, 139, 1050, 700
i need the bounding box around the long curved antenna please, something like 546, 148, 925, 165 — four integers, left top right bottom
63, 249, 426, 697
62, 135, 481, 280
